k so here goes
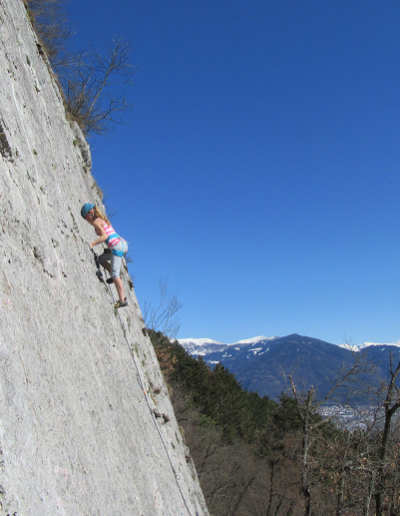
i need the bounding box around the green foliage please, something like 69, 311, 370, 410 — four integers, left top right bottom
273, 392, 304, 434
151, 331, 304, 443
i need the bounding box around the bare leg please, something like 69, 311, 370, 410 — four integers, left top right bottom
114, 277, 125, 302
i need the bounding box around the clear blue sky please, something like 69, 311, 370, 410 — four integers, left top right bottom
67, 0, 400, 345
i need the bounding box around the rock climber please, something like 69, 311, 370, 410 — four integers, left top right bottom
81, 203, 128, 308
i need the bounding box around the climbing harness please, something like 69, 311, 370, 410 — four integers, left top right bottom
105, 231, 128, 257
89, 248, 197, 516
108, 237, 127, 257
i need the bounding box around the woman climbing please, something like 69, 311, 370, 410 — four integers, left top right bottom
81, 203, 128, 308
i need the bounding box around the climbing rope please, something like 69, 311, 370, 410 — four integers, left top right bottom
91, 248, 197, 516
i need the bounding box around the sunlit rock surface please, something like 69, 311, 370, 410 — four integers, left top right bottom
0, 1, 208, 514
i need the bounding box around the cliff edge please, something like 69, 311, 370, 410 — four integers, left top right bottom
0, 1, 208, 515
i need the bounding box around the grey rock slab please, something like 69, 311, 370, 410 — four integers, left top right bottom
0, 1, 208, 515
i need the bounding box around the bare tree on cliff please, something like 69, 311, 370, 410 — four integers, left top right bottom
27, 0, 71, 66
27, 2, 137, 135
63, 38, 137, 135
143, 278, 182, 339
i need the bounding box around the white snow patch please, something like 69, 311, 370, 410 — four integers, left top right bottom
179, 338, 224, 347
363, 341, 400, 348
229, 336, 278, 346
339, 340, 400, 352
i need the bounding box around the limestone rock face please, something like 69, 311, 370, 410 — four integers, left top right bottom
0, 2, 209, 515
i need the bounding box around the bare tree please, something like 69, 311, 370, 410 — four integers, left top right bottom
63, 37, 137, 135
288, 351, 368, 516
284, 346, 400, 516
371, 355, 400, 516
26, 2, 136, 135
27, 0, 71, 66
142, 278, 182, 338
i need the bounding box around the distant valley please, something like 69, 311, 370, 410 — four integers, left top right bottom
178, 334, 400, 402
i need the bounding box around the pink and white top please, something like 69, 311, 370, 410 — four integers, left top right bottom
95, 219, 120, 249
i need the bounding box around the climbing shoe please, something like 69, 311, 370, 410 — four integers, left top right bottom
115, 298, 128, 309
106, 278, 114, 284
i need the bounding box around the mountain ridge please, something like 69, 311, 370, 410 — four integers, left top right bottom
179, 334, 400, 351
178, 334, 400, 401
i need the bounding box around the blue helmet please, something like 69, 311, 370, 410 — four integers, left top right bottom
81, 203, 95, 218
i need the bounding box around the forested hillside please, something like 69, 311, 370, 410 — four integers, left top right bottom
152, 331, 400, 516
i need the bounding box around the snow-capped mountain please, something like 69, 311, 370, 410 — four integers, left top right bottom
178, 334, 400, 401
339, 340, 400, 352
356, 341, 400, 350
177, 338, 228, 357
181, 336, 400, 357
179, 336, 280, 365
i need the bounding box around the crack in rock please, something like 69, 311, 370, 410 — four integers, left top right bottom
0, 120, 13, 162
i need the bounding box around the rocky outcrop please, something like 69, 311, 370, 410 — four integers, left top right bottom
0, 1, 208, 515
